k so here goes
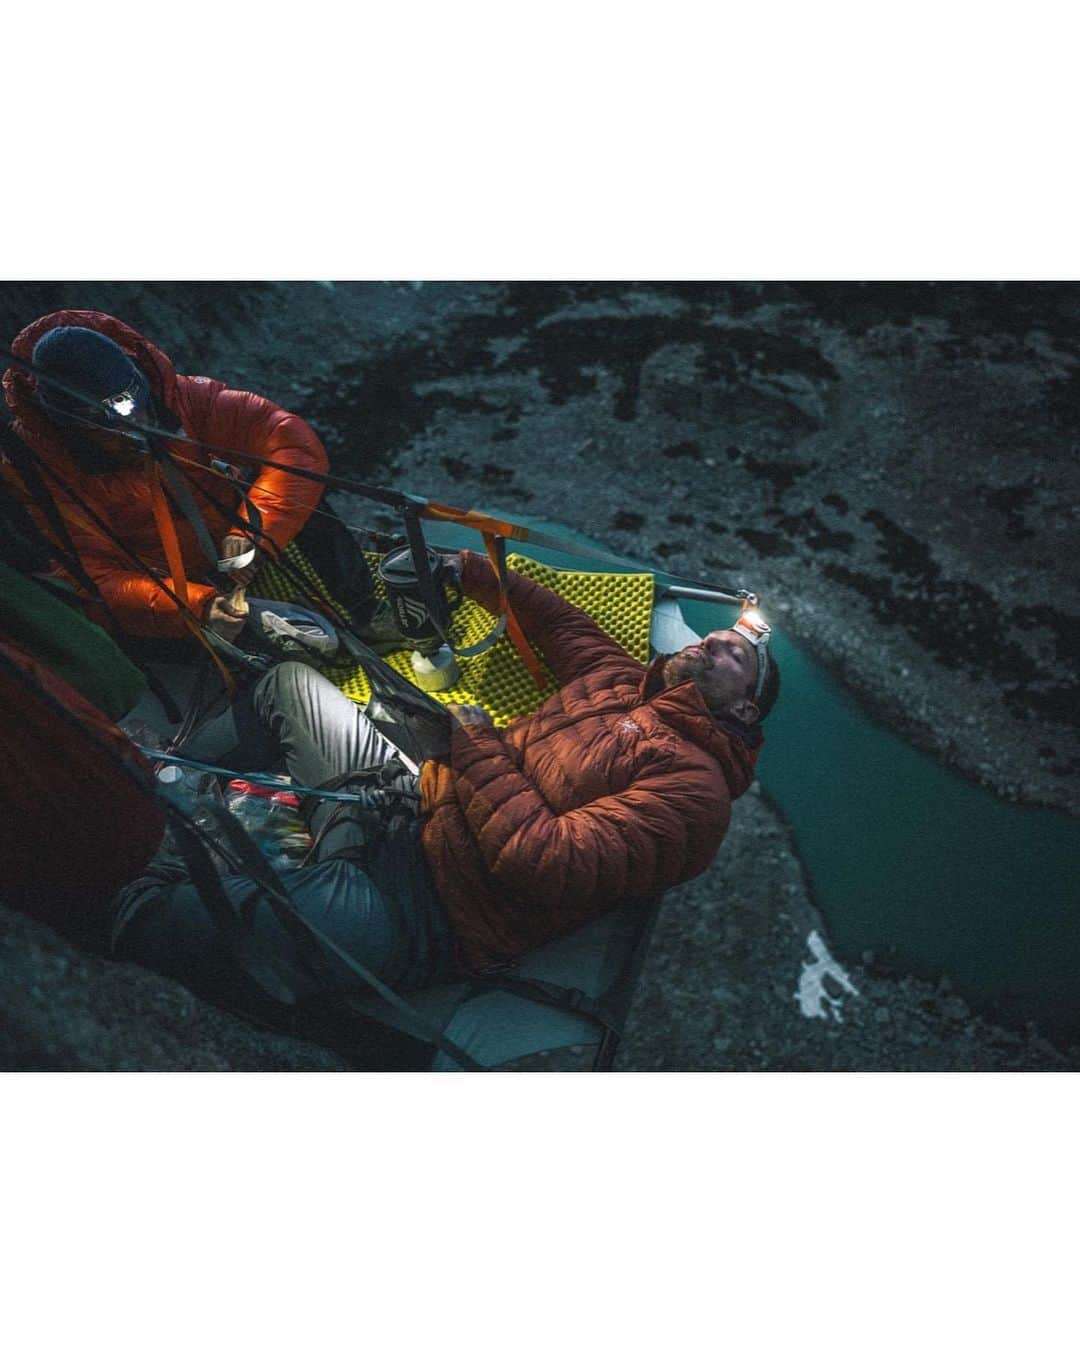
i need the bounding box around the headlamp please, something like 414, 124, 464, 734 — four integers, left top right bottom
99, 370, 151, 424
733, 600, 772, 701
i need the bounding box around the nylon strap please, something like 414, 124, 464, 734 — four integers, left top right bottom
403, 507, 545, 685
152, 447, 222, 575
14, 438, 215, 650
401, 510, 493, 656
208, 456, 265, 571
145, 460, 190, 609
0, 421, 108, 606
9, 429, 201, 631
8, 348, 756, 605
400, 508, 507, 661
18, 443, 235, 694
165, 794, 333, 1008
420, 501, 530, 543
138, 460, 238, 694
480, 530, 546, 688
467, 971, 623, 1037
141, 747, 421, 804
194, 794, 483, 1071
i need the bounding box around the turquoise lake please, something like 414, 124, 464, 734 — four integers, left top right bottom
426, 519, 1080, 1043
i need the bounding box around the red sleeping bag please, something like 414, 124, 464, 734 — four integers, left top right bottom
0, 638, 166, 945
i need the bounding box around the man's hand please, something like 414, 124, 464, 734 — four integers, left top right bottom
219, 532, 260, 586
205, 593, 247, 638
446, 702, 494, 728
438, 550, 466, 586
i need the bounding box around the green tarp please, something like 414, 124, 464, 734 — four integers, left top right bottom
0, 559, 147, 721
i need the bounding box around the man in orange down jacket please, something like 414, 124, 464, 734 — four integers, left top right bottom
110, 550, 781, 1025
1, 311, 334, 646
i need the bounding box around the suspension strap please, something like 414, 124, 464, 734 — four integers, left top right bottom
10, 350, 758, 604
465, 970, 623, 1037
399, 507, 501, 659
479, 529, 546, 688
139, 748, 422, 804
186, 792, 483, 1070
151, 445, 224, 575
0, 422, 108, 606
11, 436, 236, 694
142, 459, 237, 695
404, 506, 545, 687
144, 459, 190, 609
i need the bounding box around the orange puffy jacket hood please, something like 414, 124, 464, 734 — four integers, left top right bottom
7, 310, 185, 432
420, 553, 761, 971
3, 311, 328, 639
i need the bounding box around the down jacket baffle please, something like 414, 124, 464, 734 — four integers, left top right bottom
2, 310, 328, 640
420, 551, 762, 972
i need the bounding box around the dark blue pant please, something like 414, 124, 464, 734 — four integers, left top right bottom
112, 664, 456, 1019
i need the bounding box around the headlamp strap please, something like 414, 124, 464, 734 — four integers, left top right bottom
737, 595, 771, 701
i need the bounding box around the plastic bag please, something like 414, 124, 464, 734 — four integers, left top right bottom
226, 778, 313, 873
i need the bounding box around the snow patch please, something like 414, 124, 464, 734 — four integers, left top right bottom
795, 930, 860, 1023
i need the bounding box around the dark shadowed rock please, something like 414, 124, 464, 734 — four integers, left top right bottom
0, 904, 347, 1071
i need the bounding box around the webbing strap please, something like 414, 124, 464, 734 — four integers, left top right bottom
140, 747, 420, 805
9, 348, 757, 605
145, 460, 190, 609
402, 506, 452, 636
12, 436, 210, 640
142, 461, 237, 694
0, 421, 107, 606
403, 508, 544, 686
420, 501, 529, 543
400, 507, 510, 661
13, 440, 235, 694
480, 530, 546, 688
182, 792, 483, 1071
152, 447, 223, 575
467, 971, 623, 1037
209, 456, 264, 569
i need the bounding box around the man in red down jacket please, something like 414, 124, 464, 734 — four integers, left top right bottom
1, 310, 329, 643
111, 550, 781, 1019
420, 552, 779, 970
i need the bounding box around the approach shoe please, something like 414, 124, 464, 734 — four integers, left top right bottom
357, 600, 443, 657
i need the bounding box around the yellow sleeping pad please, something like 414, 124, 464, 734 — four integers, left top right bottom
253, 545, 655, 727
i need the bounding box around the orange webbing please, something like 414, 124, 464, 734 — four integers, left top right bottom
421, 501, 530, 541
144, 461, 235, 695
420, 502, 544, 688
480, 530, 546, 689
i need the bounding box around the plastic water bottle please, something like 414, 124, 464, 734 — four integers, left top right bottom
156, 764, 225, 839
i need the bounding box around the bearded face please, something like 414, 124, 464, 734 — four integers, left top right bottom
663, 628, 760, 723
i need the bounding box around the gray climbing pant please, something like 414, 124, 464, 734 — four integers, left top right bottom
111, 663, 457, 1017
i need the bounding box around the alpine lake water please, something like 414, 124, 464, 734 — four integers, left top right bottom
425, 517, 1080, 1045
